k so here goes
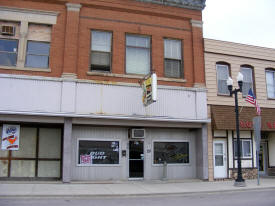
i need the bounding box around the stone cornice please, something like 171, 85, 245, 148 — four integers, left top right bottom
135, 0, 206, 10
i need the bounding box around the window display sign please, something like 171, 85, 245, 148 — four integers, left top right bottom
1, 124, 20, 150
78, 140, 119, 165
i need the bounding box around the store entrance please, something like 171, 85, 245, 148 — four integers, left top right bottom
129, 140, 144, 178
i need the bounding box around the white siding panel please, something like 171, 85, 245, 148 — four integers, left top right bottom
0, 76, 61, 112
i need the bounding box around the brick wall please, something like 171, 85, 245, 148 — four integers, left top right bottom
0, 0, 205, 87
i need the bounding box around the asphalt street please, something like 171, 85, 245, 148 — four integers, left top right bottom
1, 189, 275, 206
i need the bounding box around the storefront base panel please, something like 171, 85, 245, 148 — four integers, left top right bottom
229, 168, 257, 180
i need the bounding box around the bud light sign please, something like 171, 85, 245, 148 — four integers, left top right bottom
1, 124, 20, 150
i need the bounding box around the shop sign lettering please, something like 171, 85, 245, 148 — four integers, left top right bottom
240, 121, 253, 128
267, 121, 275, 129
240, 121, 275, 129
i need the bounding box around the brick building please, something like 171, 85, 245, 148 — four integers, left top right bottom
0, 0, 208, 182
205, 39, 275, 181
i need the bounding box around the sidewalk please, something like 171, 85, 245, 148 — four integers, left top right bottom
0, 178, 275, 198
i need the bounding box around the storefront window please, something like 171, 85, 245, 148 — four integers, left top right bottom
78, 140, 119, 165
234, 139, 252, 158
153, 141, 189, 164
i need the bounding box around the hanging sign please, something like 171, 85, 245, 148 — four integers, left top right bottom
142, 73, 157, 106
1, 124, 20, 150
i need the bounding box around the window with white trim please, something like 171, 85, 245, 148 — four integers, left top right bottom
266, 69, 275, 98
234, 139, 252, 158
164, 38, 182, 78
90, 30, 112, 72
240, 66, 254, 97
25, 24, 51, 68
0, 21, 20, 66
153, 141, 189, 164
216, 63, 230, 95
126, 34, 150, 75
78, 140, 119, 165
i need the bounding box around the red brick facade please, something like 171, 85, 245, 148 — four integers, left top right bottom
0, 0, 205, 87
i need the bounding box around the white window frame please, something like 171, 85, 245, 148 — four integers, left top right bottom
216, 63, 230, 95
76, 138, 121, 167
90, 30, 112, 72
240, 66, 254, 97
126, 34, 151, 75
266, 69, 275, 99
234, 139, 252, 159
152, 140, 190, 166
164, 38, 183, 78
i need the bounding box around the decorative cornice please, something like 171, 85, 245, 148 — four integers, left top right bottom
66, 3, 82, 12
190, 19, 203, 28
135, 0, 206, 10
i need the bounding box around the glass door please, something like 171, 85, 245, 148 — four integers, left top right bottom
129, 140, 144, 178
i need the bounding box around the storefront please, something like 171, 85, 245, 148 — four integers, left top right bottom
70, 126, 200, 181
211, 105, 275, 179
0, 123, 62, 180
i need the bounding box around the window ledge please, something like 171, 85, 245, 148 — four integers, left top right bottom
158, 77, 186, 83
0, 65, 51, 72
87, 71, 145, 79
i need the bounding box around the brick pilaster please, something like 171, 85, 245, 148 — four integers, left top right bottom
62, 3, 82, 79
191, 20, 205, 88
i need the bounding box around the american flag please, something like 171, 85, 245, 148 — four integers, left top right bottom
246, 88, 261, 115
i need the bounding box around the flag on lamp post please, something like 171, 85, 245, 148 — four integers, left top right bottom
246, 88, 261, 115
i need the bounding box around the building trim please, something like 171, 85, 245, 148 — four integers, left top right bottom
80, 16, 191, 32
205, 51, 275, 63
0, 6, 58, 25
66, 3, 82, 12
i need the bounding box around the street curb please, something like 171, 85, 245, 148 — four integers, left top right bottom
0, 187, 275, 198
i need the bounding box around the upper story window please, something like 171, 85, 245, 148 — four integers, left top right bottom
0, 21, 52, 69
164, 38, 182, 78
90, 30, 112, 72
240, 65, 254, 97
0, 21, 20, 67
266, 69, 275, 99
0, 39, 18, 66
126, 34, 150, 75
216, 63, 230, 95
25, 24, 51, 68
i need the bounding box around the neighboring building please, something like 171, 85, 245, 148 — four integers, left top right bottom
205, 39, 275, 181
0, 0, 208, 182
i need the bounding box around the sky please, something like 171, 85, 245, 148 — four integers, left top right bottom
202, 0, 275, 49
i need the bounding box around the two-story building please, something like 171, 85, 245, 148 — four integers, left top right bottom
205, 39, 275, 181
0, 0, 208, 182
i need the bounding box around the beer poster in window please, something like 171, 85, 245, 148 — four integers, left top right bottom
1, 124, 20, 150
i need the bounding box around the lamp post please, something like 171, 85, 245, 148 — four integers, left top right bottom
227, 72, 246, 187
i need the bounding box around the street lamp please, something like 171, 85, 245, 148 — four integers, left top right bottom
227, 72, 246, 187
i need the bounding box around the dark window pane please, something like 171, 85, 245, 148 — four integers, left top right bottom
154, 142, 189, 164
90, 51, 110, 71
25, 55, 49, 68
215, 155, 224, 166
0, 52, 17, 66
0, 39, 18, 52
27, 41, 50, 55
164, 59, 181, 78
78, 140, 119, 165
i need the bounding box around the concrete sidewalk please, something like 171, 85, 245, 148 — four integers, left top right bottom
0, 178, 275, 197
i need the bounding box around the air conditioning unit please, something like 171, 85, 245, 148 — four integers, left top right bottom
129, 128, 145, 139
1, 25, 15, 36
